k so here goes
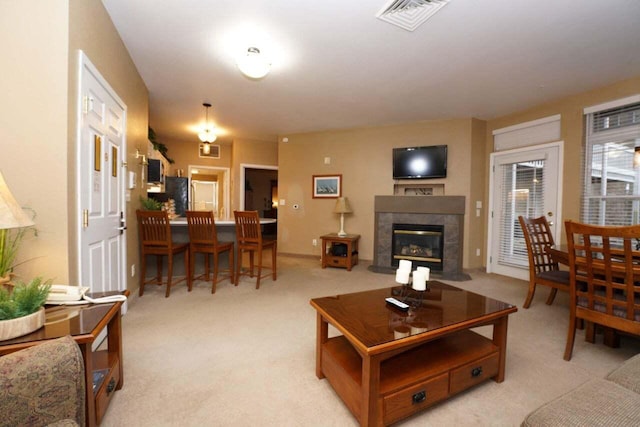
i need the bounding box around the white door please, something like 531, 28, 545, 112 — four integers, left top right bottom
77, 52, 127, 293
487, 142, 563, 280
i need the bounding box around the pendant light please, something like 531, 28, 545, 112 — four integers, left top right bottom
198, 103, 217, 143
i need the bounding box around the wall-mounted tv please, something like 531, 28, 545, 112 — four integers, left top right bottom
393, 145, 447, 179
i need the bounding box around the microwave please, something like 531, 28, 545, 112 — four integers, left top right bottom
147, 159, 163, 183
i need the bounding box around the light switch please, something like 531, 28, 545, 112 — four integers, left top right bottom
324, 157, 331, 165
476, 201, 482, 209
279, 199, 286, 206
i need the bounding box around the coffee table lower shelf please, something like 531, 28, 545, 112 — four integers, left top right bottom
321, 329, 499, 425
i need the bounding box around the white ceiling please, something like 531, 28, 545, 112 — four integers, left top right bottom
102, 0, 640, 145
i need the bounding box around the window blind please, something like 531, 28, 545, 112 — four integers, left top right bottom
582, 102, 640, 226
498, 160, 545, 268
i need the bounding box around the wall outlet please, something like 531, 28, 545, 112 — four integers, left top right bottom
131, 264, 136, 277
476, 248, 481, 257
312, 239, 318, 246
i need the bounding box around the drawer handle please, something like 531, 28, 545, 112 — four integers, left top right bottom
106, 378, 116, 394
412, 390, 426, 404
471, 367, 483, 378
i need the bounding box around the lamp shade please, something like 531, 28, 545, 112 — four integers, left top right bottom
0, 172, 34, 229
333, 197, 352, 214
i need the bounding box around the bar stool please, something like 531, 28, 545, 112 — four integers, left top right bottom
136, 210, 190, 297
186, 210, 235, 293
233, 210, 277, 289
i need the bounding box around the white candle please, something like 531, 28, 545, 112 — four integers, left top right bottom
399, 260, 412, 272
395, 268, 410, 284
417, 266, 430, 281
412, 270, 426, 291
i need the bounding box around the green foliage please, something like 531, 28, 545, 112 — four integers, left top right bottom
148, 127, 175, 164
139, 196, 163, 211
0, 277, 51, 320
0, 208, 37, 277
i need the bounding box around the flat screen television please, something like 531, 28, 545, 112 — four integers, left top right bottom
393, 145, 447, 179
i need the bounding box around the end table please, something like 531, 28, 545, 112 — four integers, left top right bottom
321, 233, 360, 271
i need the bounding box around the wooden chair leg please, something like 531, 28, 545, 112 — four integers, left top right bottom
185, 250, 191, 291
545, 288, 558, 305
564, 315, 577, 361
166, 255, 173, 298
229, 246, 235, 285
139, 254, 147, 296
236, 249, 242, 285
212, 252, 219, 294
256, 247, 263, 290
249, 251, 255, 277
189, 248, 196, 290
204, 254, 211, 281
523, 281, 536, 309
603, 328, 620, 348
156, 256, 163, 284
585, 322, 595, 343
272, 243, 277, 280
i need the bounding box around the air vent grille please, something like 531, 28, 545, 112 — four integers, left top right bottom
376, 0, 450, 32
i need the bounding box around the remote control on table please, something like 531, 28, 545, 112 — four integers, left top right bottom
385, 297, 409, 311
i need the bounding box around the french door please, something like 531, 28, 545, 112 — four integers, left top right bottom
487, 142, 563, 280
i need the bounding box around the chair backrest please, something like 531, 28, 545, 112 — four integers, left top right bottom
186, 210, 219, 246
137, 210, 172, 248
234, 210, 262, 246
518, 216, 559, 275
565, 220, 640, 331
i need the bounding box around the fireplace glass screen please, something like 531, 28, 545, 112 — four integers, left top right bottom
392, 224, 444, 270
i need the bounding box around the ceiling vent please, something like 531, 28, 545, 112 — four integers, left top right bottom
376, 0, 450, 32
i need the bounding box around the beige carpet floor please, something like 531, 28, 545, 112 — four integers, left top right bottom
102, 256, 640, 427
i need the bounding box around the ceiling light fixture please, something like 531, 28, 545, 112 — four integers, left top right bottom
198, 103, 217, 143
237, 47, 271, 79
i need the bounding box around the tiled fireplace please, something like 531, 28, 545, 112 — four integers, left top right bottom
371, 195, 470, 281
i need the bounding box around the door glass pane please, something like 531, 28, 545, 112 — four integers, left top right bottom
498, 160, 545, 268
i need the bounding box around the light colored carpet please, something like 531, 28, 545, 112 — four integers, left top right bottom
102, 256, 640, 427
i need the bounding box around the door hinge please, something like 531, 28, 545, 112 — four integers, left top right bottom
82, 209, 89, 228
82, 96, 89, 115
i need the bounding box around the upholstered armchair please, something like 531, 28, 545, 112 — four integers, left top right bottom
0, 335, 86, 426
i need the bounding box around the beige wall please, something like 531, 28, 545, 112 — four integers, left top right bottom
0, 0, 70, 283
0, 1, 148, 290
277, 118, 485, 268
162, 140, 232, 176
485, 75, 640, 251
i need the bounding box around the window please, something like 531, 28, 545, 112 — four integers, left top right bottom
583, 101, 640, 226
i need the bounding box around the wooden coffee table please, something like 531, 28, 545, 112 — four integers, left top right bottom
310, 281, 517, 426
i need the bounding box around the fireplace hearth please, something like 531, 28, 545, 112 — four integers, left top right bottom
371, 196, 470, 281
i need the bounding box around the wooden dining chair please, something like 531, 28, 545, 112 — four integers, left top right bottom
518, 216, 570, 308
233, 210, 277, 289
563, 220, 640, 361
136, 210, 190, 297
186, 210, 235, 293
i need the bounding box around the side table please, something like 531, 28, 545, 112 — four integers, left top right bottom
0, 292, 128, 426
321, 233, 360, 271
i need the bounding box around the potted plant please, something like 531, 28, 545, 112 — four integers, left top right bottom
0, 215, 36, 288
0, 277, 51, 341
139, 196, 163, 211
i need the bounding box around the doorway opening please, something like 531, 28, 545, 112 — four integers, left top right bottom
240, 164, 278, 238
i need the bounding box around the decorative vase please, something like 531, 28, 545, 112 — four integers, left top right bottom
0, 307, 45, 341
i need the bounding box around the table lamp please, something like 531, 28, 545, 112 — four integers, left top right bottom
0, 171, 35, 280
333, 197, 352, 237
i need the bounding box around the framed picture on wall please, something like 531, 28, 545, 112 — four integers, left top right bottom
312, 174, 342, 198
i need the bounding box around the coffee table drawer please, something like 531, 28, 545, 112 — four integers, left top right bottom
450, 352, 499, 394
383, 373, 449, 425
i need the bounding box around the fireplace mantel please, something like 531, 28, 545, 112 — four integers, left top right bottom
371, 196, 470, 281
